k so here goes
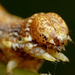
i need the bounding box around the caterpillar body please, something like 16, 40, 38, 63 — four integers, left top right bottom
0, 5, 71, 75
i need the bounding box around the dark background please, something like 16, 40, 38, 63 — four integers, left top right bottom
0, 0, 75, 75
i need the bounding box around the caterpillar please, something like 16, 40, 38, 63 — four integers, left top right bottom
0, 5, 72, 75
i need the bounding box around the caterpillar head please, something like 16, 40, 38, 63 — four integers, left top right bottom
22, 12, 71, 62
31, 13, 71, 51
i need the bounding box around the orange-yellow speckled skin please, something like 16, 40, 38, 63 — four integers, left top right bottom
31, 13, 69, 45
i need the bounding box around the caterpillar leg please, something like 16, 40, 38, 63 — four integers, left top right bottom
24, 43, 56, 61
6, 60, 18, 75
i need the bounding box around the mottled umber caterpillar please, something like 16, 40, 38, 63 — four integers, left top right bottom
0, 5, 72, 75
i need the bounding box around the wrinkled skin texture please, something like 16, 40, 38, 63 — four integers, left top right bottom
0, 5, 71, 75
31, 13, 68, 45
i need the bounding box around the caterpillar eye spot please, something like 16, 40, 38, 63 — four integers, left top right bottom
40, 35, 41, 37
19, 36, 22, 41
42, 40, 45, 42
42, 34, 44, 36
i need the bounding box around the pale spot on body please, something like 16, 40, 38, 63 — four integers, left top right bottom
28, 19, 32, 23
49, 39, 55, 45
26, 23, 30, 27
12, 43, 19, 51
26, 32, 29, 35
25, 43, 33, 50
9, 32, 18, 36
23, 35, 32, 42
25, 28, 30, 31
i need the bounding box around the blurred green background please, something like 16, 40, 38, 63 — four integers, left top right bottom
0, 0, 75, 75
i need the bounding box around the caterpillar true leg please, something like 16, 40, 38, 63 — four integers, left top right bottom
6, 60, 19, 75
